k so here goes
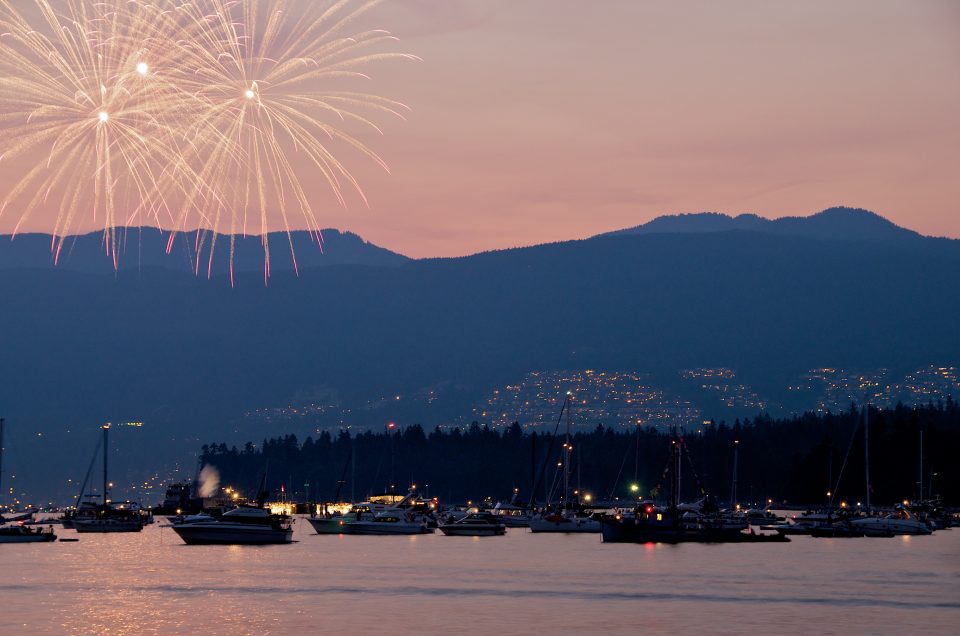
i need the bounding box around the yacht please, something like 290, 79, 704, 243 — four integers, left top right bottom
850, 510, 933, 536
439, 512, 506, 536
308, 492, 435, 535
170, 506, 293, 544
347, 510, 432, 535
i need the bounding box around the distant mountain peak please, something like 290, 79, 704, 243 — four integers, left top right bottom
0, 227, 410, 275
601, 207, 923, 243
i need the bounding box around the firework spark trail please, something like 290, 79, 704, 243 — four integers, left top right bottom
0, 0, 414, 281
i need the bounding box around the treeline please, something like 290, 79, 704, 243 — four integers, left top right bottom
200, 400, 959, 506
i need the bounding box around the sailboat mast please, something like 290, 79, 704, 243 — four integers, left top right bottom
563, 392, 572, 506
919, 429, 923, 502
864, 403, 870, 510
0, 417, 5, 511
103, 424, 110, 506
730, 439, 739, 509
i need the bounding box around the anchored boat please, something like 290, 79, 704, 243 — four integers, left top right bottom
0, 524, 57, 543
171, 505, 293, 545
439, 512, 506, 536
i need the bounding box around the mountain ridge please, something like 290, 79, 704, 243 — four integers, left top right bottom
597, 206, 938, 243
0, 227, 410, 274
2, 208, 956, 274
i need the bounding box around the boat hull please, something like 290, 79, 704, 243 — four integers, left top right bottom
439, 525, 506, 536
171, 523, 293, 545
347, 522, 432, 535
307, 517, 354, 535
851, 517, 932, 536
0, 531, 57, 543
74, 519, 143, 533
529, 516, 601, 533
498, 516, 531, 528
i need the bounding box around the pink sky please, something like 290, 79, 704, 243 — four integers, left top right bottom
3, 0, 958, 257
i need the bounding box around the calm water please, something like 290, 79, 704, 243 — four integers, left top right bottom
2, 519, 958, 635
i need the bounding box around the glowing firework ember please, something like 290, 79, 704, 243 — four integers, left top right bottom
0, 0, 414, 280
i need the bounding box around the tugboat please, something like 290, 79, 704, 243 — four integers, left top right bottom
439, 511, 506, 536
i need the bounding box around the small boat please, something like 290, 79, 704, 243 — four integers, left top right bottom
809, 522, 869, 538
529, 510, 603, 533
0, 524, 57, 543
347, 510, 432, 535
439, 512, 506, 536
491, 502, 533, 527
307, 513, 355, 535
170, 506, 293, 545
741, 508, 787, 526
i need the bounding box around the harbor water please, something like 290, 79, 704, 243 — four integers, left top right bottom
2, 519, 958, 635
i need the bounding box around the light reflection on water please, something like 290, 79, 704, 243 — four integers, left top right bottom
2, 519, 958, 635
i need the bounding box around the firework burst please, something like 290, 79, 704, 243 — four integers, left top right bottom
0, 0, 413, 280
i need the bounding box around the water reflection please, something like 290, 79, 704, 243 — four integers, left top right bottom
2, 518, 958, 634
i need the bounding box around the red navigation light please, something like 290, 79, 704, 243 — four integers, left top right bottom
387, 422, 396, 429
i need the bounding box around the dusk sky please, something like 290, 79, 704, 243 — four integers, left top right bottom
2, 0, 958, 257
352, 0, 960, 257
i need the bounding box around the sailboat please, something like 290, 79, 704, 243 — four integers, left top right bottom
73, 424, 145, 533
529, 393, 602, 534
849, 406, 932, 536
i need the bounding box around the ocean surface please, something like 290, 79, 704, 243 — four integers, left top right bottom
2, 518, 958, 635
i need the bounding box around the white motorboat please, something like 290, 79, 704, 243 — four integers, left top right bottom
347, 510, 432, 535
851, 512, 933, 536
170, 506, 293, 544
439, 512, 506, 536
491, 502, 533, 527
307, 513, 355, 535
0, 524, 57, 543
529, 511, 602, 533
308, 491, 433, 535
741, 509, 787, 526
